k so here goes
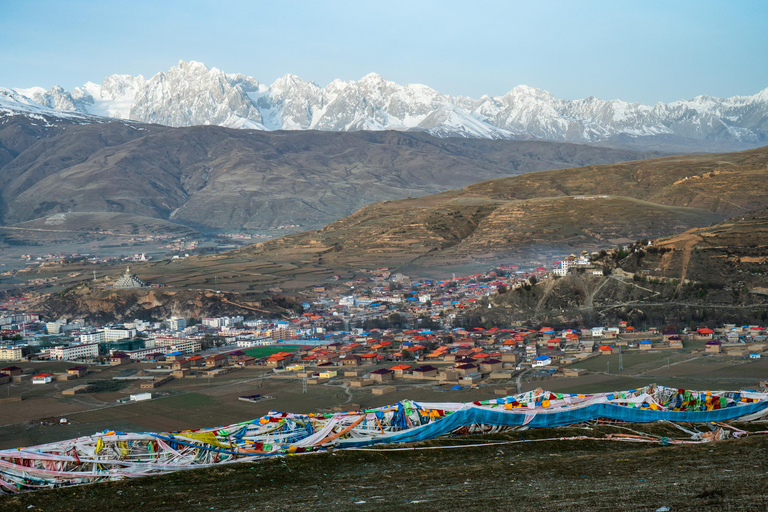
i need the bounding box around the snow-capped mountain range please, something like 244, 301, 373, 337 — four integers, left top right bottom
8, 60, 768, 146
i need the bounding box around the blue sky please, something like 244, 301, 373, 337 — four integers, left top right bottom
2, 0, 767, 103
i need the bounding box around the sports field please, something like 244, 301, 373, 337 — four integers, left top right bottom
243, 345, 302, 358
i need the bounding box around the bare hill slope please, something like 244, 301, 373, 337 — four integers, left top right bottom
0, 114, 656, 232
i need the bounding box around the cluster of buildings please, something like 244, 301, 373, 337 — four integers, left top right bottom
2, 252, 767, 397
225, 321, 768, 390
551, 252, 605, 277
3, 315, 767, 398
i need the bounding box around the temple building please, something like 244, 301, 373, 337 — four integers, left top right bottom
113, 267, 146, 289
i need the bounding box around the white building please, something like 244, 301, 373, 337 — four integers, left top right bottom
124, 319, 153, 332
339, 296, 356, 307
80, 331, 106, 343
243, 319, 269, 329
49, 343, 100, 360
45, 320, 65, 334
130, 393, 152, 402
32, 373, 53, 384
124, 346, 169, 359
236, 337, 274, 348
169, 317, 187, 331
553, 268, 568, 277
202, 317, 223, 329
171, 340, 201, 354
591, 327, 605, 338
104, 327, 135, 342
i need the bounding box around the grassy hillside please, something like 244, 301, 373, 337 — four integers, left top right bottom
230, 146, 767, 275
2, 425, 767, 511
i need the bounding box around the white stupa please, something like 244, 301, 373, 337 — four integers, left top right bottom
113, 267, 146, 289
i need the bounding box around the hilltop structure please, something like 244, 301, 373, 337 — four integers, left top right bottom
113, 267, 145, 289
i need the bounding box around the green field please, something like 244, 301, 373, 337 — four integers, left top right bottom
244, 345, 302, 358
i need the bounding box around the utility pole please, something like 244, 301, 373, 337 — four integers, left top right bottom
607, 361, 610, 374
93, 270, 97, 281
618, 346, 624, 372
302, 377, 307, 394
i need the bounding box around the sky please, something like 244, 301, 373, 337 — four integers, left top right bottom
1, 0, 767, 104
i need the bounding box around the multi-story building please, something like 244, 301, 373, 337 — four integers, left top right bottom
0, 346, 23, 361
45, 320, 65, 334
104, 328, 135, 342
171, 340, 201, 354
124, 346, 170, 360
236, 336, 274, 348
49, 343, 100, 360
202, 316, 244, 329
168, 317, 187, 331
151, 337, 189, 347
80, 331, 106, 343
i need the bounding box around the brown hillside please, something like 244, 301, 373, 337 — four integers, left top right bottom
1, 115, 656, 231
232, 146, 767, 275
29, 149, 768, 320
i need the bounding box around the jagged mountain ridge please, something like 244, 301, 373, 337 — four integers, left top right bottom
11, 60, 768, 149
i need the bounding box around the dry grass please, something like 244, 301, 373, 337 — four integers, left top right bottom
2, 425, 767, 511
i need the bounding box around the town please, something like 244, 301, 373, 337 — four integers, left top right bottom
2, 259, 766, 414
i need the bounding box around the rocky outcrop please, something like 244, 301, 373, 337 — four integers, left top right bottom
41, 282, 284, 323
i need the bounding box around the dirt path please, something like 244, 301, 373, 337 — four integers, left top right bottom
342, 384, 353, 404
220, 297, 284, 315
673, 237, 702, 296
584, 277, 611, 309
608, 275, 660, 296
534, 277, 558, 313
634, 355, 707, 377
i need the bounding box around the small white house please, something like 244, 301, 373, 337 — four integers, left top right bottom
591, 327, 605, 338
749, 353, 762, 359
532, 355, 552, 367
32, 373, 53, 384
130, 393, 153, 402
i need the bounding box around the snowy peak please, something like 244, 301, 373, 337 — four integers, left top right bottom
0, 86, 98, 125
129, 60, 264, 128
8, 62, 768, 145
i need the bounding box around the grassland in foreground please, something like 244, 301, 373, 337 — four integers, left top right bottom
2, 423, 768, 512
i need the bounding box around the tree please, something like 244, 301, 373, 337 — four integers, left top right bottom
200, 334, 220, 350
